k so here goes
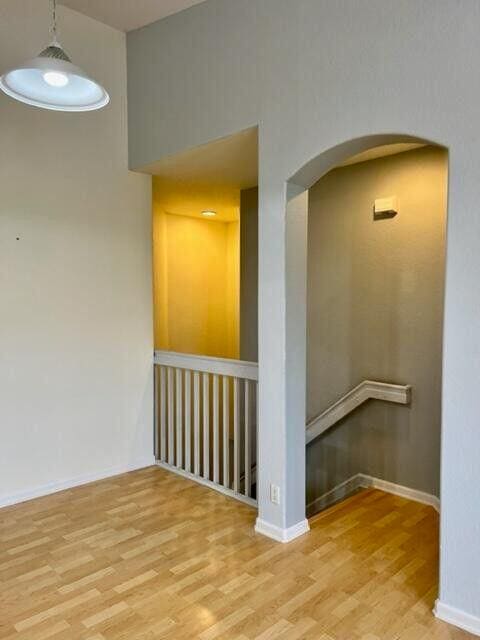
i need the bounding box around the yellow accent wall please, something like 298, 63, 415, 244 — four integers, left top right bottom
153, 178, 239, 358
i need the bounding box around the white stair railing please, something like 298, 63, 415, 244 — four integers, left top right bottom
154, 350, 258, 507
306, 380, 411, 444
235, 380, 410, 486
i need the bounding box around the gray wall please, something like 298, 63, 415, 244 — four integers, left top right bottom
306, 146, 447, 507
127, 0, 480, 620
240, 188, 259, 362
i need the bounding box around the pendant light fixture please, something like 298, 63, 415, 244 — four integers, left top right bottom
0, 0, 109, 112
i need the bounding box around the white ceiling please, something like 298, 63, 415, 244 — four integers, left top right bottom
60, 0, 206, 32
146, 127, 258, 223
339, 143, 426, 167
144, 127, 259, 189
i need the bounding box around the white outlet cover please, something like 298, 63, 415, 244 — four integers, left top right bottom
270, 484, 280, 505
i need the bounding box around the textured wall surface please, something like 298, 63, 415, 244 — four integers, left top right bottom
0, 1, 153, 503
306, 146, 447, 504
127, 0, 480, 618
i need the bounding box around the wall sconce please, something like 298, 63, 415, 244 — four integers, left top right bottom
374, 196, 398, 220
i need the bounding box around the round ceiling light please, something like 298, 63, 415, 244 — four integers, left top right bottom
0, 1, 109, 112
202, 210, 217, 217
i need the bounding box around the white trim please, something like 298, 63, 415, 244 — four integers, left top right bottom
306, 474, 364, 517
154, 350, 258, 381
156, 462, 257, 509
358, 474, 440, 512
254, 517, 310, 543
434, 600, 480, 637
0, 456, 156, 509
307, 473, 440, 516
306, 380, 411, 443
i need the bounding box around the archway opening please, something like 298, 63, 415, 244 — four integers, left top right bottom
288, 133, 448, 611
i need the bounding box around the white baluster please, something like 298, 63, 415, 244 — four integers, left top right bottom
244, 379, 251, 498
167, 367, 174, 465
184, 369, 191, 472
154, 365, 159, 460
213, 374, 219, 484
223, 376, 230, 489
233, 377, 240, 494
203, 373, 210, 479
194, 371, 200, 475
160, 366, 166, 462
175, 368, 183, 469
254, 380, 258, 486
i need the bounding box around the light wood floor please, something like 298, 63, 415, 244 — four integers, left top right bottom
0, 467, 473, 640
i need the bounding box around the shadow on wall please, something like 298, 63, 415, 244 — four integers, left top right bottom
305, 144, 448, 512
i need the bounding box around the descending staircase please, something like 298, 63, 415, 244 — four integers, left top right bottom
242, 379, 411, 499
153, 348, 411, 510
305, 380, 412, 515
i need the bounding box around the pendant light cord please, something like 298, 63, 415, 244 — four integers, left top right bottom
50, 0, 59, 45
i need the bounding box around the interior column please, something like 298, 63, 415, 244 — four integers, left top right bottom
255, 180, 309, 542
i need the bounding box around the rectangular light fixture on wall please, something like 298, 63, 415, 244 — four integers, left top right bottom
374, 196, 398, 220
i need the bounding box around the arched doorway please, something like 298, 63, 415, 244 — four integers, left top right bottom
304, 139, 447, 518
258, 131, 448, 604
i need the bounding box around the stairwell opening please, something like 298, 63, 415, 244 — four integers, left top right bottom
278, 132, 449, 609
145, 126, 260, 502
299, 138, 447, 518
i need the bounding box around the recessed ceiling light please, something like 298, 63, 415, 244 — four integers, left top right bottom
202, 210, 217, 217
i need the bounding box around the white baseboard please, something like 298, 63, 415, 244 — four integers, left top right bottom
435, 600, 480, 637
307, 473, 440, 517
306, 474, 364, 517
358, 474, 440, 512
255, 517, 310, 543
0, 456, 156, 509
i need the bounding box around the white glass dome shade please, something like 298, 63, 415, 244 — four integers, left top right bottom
0, 43, 110, 112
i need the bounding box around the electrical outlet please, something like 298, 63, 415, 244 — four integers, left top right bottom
270, 484, 280, 505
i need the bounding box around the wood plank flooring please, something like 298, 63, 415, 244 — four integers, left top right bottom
0, 467, 473, 639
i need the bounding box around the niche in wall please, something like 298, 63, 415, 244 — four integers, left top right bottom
152, 177, 240, 359
149, 126, 259, 361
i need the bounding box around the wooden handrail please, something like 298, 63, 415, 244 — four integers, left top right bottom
306, 380, 411, 444
154, 350, 258, 381
154, 353, 410, 469
241, 380, 411, 489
